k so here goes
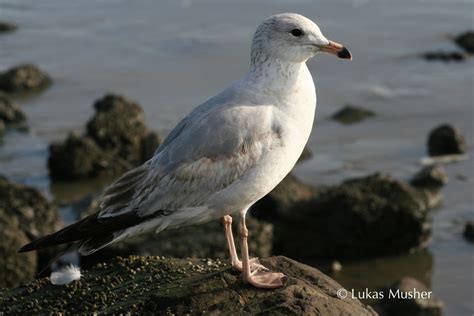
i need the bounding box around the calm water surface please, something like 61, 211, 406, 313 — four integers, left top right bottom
0, 0, 473, 314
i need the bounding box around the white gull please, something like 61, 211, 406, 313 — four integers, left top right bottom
20, 13, 352, 288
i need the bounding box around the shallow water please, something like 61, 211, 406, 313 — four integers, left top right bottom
0, 0, 473, 314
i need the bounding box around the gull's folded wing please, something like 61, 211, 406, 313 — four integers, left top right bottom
20, 101, 280, 255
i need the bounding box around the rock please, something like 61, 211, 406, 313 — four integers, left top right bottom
463, 221, 474, 242
81, 217, 273, 268
133, 216, 272, 259
427, 124, 467, 156
0, 93, 26, 140
86, 94, 149, 165
140, 131, 161, 162
0, 120, 5, 138
0, 176, 62, 286
48, 94, 160, 180
80, 199, 273, 268
331, 105, 375, 124
48, 133, 131, 180
422, 51, 465, 62
274, 173, 433, 260
251, 173, 319, 221
0, 64, 52, 95
0, 256, 377, 315
454, 31, 474, 54
0, 214, 37, 288
410, 165, 447, 208
0, 21, 17, 33
0, 92, 26, 124
410, 165, 448, 189
378, 277, 443, 316
0, 176, 62, 239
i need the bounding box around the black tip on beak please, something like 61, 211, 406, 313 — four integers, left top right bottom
337, 47, 352, 60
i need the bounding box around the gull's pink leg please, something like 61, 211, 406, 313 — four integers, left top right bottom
222, 215, 268, 271
222, 215, 241, 269
238, 212, 286, 289
222, 215, 268, 272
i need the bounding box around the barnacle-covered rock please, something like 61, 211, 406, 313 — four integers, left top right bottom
0, 176, 62, 287
0, 64, 52, 95
331, 105, 375, 124
48, 94, 160, 180
427, 124, 467, 157
0, 256, 377, 315
274, 173, 435, 260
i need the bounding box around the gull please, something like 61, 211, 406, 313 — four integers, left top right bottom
20, 13, 351, 288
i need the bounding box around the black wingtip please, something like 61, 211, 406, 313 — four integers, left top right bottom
18, 243, 36, 253
18, 232, 60, 253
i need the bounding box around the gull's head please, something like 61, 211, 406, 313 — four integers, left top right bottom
251, 13, 352, 63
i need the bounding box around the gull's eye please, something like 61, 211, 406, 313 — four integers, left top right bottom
290, 29, 304, 37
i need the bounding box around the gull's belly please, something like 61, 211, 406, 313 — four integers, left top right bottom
208, 105, 315, 214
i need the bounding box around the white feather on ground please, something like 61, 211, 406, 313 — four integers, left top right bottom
50, 264, 81, 285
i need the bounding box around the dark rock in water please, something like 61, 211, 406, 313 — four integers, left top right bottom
428, 124, 467, 156
252, 173, 318, 221
81, 215, 273, 268
0, 176, 62, 239
0, 213, 37, 288
0, 92, 26, 124
0, 120, 5, 138
48, 94, 160, 180
274, 173, 433, 260
454, 31, 474, 54
378, 277, 443, 316
331, 105, 375, 124
0, 64, 52, 95
0, 92, 26, 140
140, 131, 161, 162
0, 176, 62, 287
86, 95, 149, 165
422, 51, 466, 62
410, 165, 448, 190
410, 165, 447, 209
0, 21, 17, 33
463, 221, 474, 242
48, 134, 132, 180
0, 256, 377, 315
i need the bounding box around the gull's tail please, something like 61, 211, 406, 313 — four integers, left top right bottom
18, 209, 170, 256
18, 211, 143, 254
19, 162, 163, 256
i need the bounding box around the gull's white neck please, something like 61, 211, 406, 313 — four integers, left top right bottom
242, 53, 317, 117
237, 52, 318, 198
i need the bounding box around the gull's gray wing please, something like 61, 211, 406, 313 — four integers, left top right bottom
19, 95, 282, 255
98, 99, 282, 221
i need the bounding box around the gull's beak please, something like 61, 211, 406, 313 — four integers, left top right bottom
320, 40, 352, 60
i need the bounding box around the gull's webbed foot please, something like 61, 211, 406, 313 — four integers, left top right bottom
243, 270, 286, 289
232, 257, 269, 273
